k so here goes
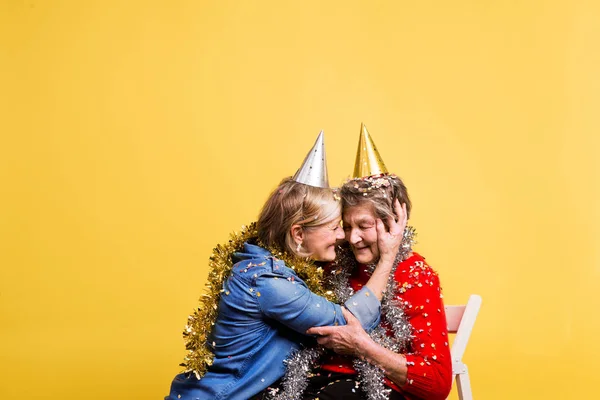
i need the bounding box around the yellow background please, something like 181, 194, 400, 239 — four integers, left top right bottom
1, 0, 599, 398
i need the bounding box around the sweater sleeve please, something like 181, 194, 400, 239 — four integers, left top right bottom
396, 259, 453, 400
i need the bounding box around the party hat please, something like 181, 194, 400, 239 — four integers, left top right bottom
352, 123, 388, 178
292, 131, 330, 188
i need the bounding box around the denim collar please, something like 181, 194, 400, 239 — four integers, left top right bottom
232, 242, 272, 264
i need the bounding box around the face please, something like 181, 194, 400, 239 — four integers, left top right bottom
343, 203, 380, 264
302, 217, 345, 262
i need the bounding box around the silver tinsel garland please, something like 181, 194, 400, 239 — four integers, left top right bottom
272, 226, 417, 400
271, 347, 324, 400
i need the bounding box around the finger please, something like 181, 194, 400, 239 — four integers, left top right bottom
375, 218, 386, 237
393, 199, 402, 221
393, 200, 407, 232
388, 200, 404, 236
316, 336, 329, 346
306, 326, 320, 335
385, 212, 396, 233
307, 326, 336, 336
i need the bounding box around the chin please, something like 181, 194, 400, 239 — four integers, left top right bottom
313, 250, 336, 262
354, 253, 375, 264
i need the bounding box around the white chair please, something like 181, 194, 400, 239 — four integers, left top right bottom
445, 294, 482, 400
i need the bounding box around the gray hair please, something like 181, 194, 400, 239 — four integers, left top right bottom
340, 174, 411, 228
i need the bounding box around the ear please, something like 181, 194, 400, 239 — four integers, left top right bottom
290, 224, 304, 245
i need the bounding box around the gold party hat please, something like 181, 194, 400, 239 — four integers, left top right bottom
292, 131, 330, 188
352, 123, 388, 178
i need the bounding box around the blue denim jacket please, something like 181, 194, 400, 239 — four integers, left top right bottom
165, 243, 381, 400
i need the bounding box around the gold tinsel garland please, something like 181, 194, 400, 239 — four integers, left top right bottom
180, 222, 336, 379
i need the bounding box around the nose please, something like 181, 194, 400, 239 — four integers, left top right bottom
335, 227, 345, 240
348, 228, 361, 245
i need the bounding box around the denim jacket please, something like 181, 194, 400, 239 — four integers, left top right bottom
165, 243, 381, 400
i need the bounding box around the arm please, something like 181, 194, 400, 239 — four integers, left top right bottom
399, 267, 452, 399
307, 262, 453, 400
362, 201, 407, 301
312, 307, 409, 384
254, 270, 381, 334
254, 201, 408, 333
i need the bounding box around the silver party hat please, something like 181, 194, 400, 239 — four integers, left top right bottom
292, 131, 330, 188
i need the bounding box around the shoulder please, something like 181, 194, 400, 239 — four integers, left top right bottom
231, 255, 298, 282
394, 252, 441, 293
394, 253, 446, 317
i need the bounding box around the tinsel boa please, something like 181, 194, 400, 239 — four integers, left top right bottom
272, 226, 417, 400
180, 222, 334, 379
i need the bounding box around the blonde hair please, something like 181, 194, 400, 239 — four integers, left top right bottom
257, 177, 341, 257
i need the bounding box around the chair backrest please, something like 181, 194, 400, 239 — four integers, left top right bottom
445, 294, 482, 363
445, 294, 482, 400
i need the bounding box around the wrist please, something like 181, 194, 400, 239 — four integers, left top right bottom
377, 253, 395, 266
355, 334, 376, 359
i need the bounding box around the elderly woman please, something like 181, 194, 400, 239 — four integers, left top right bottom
164, 132, 406, 400
304, 125, 452, 400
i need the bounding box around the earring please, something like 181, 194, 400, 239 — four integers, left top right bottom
296, 242, 302, 252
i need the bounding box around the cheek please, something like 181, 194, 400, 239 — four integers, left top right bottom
317, 237, 335, 256
316, 231, 335, 247
364, 229, 378, 246
326, 232, 339, 245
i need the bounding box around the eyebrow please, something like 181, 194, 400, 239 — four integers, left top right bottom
358, 218, 375, 224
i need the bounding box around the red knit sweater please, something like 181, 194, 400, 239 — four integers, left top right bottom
321, 253, 453, 400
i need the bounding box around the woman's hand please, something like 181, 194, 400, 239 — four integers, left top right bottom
364, 200, 408, 300
306, 308, 372, 356
308, 308, 410, 388
377, 199, 408, 262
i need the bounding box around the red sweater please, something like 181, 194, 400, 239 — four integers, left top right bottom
321, 253, 453, 400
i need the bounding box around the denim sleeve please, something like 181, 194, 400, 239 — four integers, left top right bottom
254, 274, 381, 334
